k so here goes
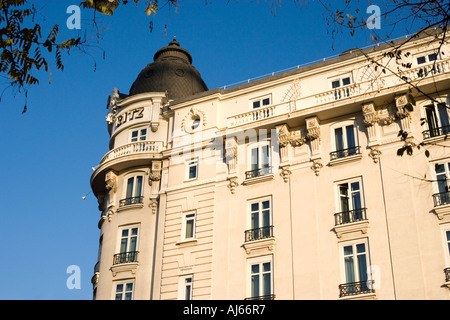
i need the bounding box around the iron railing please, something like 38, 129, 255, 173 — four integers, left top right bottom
245, 294, 275, 300
335, 208, 367, 226
339, 280, 375, 298
119, 196, 144, 207
433, 192, 450, 207
245, 226, 274, 242
245, 167, 272, 179
445, 268, 450, 282
113, 251, 139, 265
330, 146, 361, 161
422, 125, 450, 140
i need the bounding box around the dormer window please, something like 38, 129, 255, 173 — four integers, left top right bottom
130, 128, 147, 142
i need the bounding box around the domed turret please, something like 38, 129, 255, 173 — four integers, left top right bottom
129, 37, 208, 100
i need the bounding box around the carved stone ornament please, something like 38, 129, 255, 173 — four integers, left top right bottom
311, 159, 323, 176
280, 166, 292, 183
278, 124, 291, 147
395, 94, 410, 119
105, 172, 117, 193
227, 177, 239, 194
149, 198, 158, 214
362, 102, 378, 127
368, 147, 382, 163
106, 88, 120, 124
181, 107, 207, 133
149, 172, 161, 183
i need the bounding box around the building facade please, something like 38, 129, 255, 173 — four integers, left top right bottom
90, 31, 450, 300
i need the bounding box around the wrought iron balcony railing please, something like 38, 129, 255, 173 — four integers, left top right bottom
119, 196, 144, 207
422, 125, 450, 140
244, 294, 275, 300
245, 226, 274, 242
113, 251, 139, 265
330, 146, 361, 161
335, 208, 367, 226
445, 267, 450, 282
339, 280, 375, 298
245, 167, 272, 179
433, 192, 450, 207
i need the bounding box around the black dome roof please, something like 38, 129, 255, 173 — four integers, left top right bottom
129, 38, 208, 99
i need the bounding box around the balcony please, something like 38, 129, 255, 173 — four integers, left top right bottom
433, 192, 450, 207
335, 208, 367, 225
227, 105, 276, 127
245, 294, 275, 300
119, 196, 144, 208
330, 146, 361, 161
316, 83, 360, 104
100, 141, 163, 165
339, 281, 375, 299
245, 226, 274, 242
245, 167, 273, 179
422, 125, 450, 140
445, 267, 450, 283
113, 251, 139, 265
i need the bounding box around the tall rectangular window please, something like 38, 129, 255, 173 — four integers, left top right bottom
179, 275, 194, 300
182, 212, 196, 240
335, 178, 365, 225
187, 159, 198, 180
434, 162, 450, 206
423, 103, 450, 138
246, 197, 272, 241
331, 124, 359, 160
247, 143, 271, 179
126, 176, 143, 199
250, 261, 272, 299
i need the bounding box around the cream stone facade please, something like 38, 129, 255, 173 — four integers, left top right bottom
90, 31, 450, 300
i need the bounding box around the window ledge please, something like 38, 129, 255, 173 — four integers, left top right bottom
338, 292, 377, 300
242, 237, 275, 255
433, 203, 450, 221
243, 174, 274, 185
329, 153, 363, 166
111, 262, 138, 277
176, 238, 198, 246
333, 220, 369, 239
116, 203, 144, 213
422, 134, 450, 145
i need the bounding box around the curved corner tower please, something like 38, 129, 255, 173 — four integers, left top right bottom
90, 38, 208, 300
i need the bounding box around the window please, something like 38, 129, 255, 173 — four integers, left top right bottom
182, 276, 193, 300
330, 74, 353, 100
246, 198, 272, 242
416, 52, 438, 65
130, 128, 147, 142
190, 117, 201, 130
120, 175, 144, 207
186, 159, 198, 180
182, 212, 196, 240
423, 102, 450, 139
247, 258, 274, 300
335, 178, 366, 225
433, 162, 450, 206
246, 142, 271, 179
331, 124, 360, 160
252, 95, 271, 109
114, 226, 139, 264
331, 76, 351, 89
115, 282, 134, 300
339, 240, 374, 297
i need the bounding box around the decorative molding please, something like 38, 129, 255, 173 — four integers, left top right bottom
105, 171, 117, 193
368, 147, 382, 163
333, 220, 370, 239
111, 262, 138, 277
149, 198, 158, 214
280, 165, 292, 183
227, 176, 239, 194
242, 238, 275, 255
181, 107, 207, 133
311, 159, 323, 176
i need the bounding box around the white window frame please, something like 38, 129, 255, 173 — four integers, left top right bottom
247, 140, 272, 172
334, 176, 365, 213
117, 224, 140, 255
114, 280, 135, 300
123, 173, 144, 200
250, 94, 272, 110
441, 224, 450, 267
186, 158, 199, 181
247, 255, 274, 299
330, 120, 359, 153
329, 73, 353, 90
181, 211, 196, 241
130, 126, 148, 142
247, 196, 272, 233
420, 99, 450, 134
432, 160, 450, 195
178, 275, 194, 300
338, 238, 372, 285
414, 50, 440, 66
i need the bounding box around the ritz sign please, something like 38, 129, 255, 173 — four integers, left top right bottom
115, 107, 144, 127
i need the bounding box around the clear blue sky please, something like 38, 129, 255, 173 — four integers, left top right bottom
0, 0, 408, 299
